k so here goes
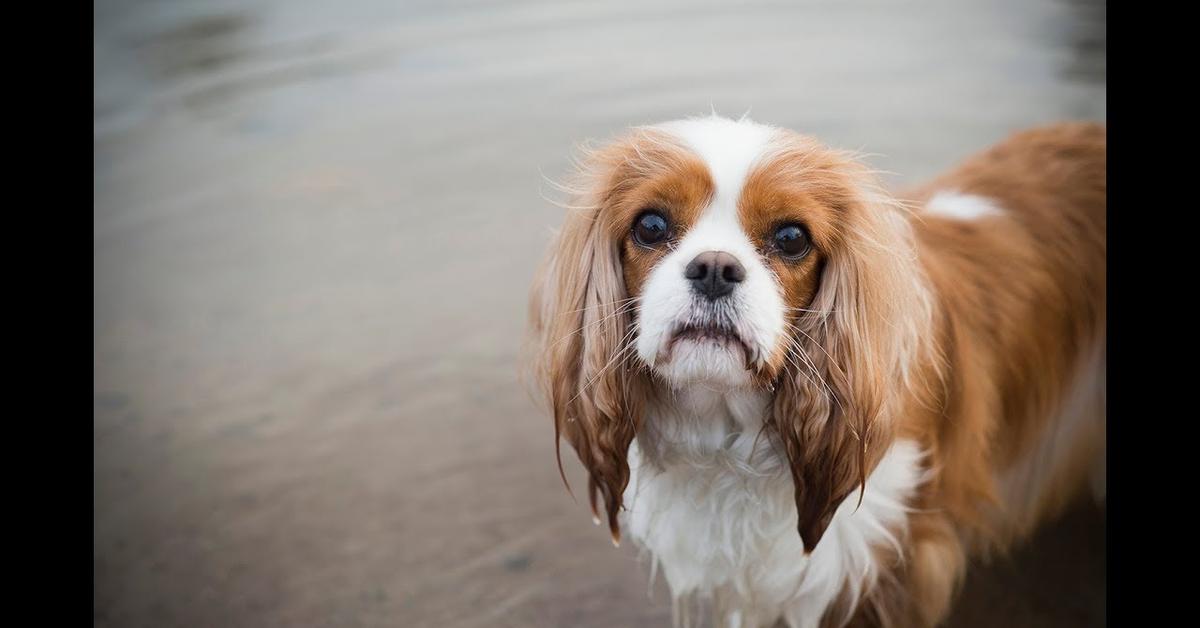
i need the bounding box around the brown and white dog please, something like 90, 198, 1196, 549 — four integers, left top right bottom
527, 115, 1105, 627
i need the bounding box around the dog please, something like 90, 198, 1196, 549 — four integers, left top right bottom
526, 114, 1105, 627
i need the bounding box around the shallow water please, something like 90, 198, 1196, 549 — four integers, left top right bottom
94, 1, 1105, 626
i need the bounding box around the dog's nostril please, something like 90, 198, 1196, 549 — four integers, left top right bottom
685, 251, 745, 300
722, 262, 746, 283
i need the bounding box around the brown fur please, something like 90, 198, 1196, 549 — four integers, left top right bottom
840, 122, 1106, 626
857, 123, 1105, 625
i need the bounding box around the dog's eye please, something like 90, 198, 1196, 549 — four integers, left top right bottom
772, 224, 811, 259
633, 211, 669, 247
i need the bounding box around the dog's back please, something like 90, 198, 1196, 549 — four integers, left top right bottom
905, 123, 1106, 546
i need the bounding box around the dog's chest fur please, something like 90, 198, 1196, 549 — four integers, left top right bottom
622, 389, 923, 628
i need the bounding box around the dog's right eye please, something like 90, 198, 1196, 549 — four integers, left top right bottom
633, 211, 669, 247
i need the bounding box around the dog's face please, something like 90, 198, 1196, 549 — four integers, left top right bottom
617, 119, 831, 390
529, 116, 931, 550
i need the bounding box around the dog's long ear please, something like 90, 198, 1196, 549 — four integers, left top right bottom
766, 154, 933, 553
525, 139, 650, 544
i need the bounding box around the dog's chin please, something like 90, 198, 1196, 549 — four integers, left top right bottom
653, 330, 756, 390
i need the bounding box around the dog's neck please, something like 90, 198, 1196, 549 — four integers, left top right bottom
635, 383, 780, 472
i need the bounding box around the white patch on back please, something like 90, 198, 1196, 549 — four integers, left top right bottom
925, 190, 1003, 220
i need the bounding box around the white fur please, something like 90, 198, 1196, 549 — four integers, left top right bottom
624, 388, 925, 628
635, 116, 785, 389
925, 190, 1002, 220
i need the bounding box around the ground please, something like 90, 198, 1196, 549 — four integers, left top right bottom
94, 0, 1105, 625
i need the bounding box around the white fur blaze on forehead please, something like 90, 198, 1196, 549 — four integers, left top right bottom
632, 115, 787, 387
652, 115, 778, 210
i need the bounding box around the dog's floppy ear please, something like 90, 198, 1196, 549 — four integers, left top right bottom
525, 137, 651, 544
766, 155, 933, 553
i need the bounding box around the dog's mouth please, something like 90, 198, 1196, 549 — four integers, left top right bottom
665, 323, 756, 370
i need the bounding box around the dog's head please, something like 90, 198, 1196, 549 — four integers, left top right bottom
528, 115, 932, 551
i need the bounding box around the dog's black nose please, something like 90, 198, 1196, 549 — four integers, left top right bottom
684, 250, 746, 300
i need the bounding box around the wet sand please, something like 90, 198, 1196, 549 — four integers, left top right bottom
94, 0, 1105, 625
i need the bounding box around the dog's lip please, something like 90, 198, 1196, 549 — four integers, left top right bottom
664, 323, 756, 369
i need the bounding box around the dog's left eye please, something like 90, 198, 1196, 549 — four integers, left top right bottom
773, 224, 811, 259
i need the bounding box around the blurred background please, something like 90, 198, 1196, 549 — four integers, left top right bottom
94, 0, 1106, 626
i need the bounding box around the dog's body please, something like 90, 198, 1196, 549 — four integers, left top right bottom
529, 116, 1105, 627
